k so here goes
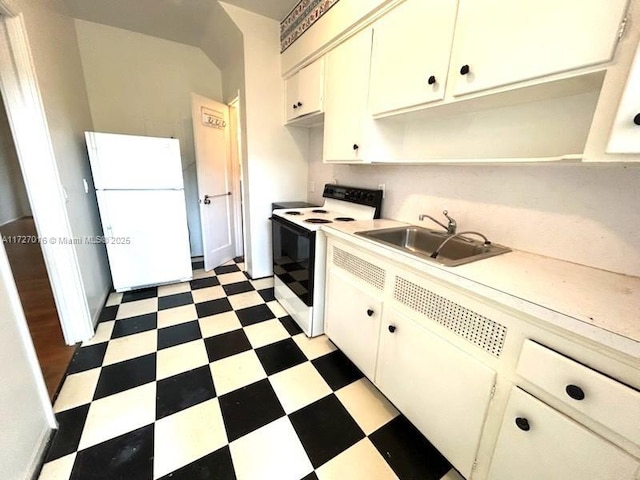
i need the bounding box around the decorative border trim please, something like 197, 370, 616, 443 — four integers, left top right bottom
280, 0, 341, 53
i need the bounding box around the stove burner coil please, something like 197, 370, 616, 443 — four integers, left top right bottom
284, 211, 302, 215
305, 218, 332, 224
312, 209, 328, 214
334, 217, 355, 222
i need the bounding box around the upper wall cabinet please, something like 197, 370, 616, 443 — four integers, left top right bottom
448, 0, 629, 97
284, 57, 325, 126
607, 41, 640, 154
369, 0, 458, 116
323, 29, 373, 163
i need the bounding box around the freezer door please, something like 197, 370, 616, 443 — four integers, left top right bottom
86, 131, 184, 190
96, 190, 192, 291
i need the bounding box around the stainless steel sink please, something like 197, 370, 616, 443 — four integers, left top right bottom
355, 226, 511, 266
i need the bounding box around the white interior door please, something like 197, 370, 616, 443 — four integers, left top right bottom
191, 93, 235, 271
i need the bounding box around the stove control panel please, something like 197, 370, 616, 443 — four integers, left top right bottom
322, 184, 383, 218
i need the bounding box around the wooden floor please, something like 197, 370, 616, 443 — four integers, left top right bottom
1, 217, 76, 399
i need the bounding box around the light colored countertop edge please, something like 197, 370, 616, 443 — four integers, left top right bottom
322, 219, 640, 359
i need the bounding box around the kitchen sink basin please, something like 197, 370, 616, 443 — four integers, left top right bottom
355, 226, 511, 266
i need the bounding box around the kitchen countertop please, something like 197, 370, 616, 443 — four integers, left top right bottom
322, 219, 640, 358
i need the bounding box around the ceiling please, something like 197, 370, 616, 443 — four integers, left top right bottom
56, 0, 299, 68
222, 0, 297, 20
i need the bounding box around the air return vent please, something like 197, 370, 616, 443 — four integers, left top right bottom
394, 276, 507, 357
333, 247, 385, 290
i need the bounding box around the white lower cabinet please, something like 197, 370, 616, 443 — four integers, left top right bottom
488, 387, 640, 480
376, 307, 496, 479
324, 270, 382, 379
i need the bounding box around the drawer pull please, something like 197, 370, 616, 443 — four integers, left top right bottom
515, 417, 530, 431
366, 309, 374, 317
388, 325, 397, 333
565, 384, 585, 401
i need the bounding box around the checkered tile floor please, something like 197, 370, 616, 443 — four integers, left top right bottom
38, 258, 463, 480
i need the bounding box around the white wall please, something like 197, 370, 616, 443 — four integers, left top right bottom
0, 242, 55, 478
74, 20, 225, 257
15, 0, 111, 325
222, 3, 309, 279
0, 96, 30, 226
308, 127, 640, 277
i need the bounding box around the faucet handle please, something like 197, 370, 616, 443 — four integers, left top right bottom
442, 210, 457, 234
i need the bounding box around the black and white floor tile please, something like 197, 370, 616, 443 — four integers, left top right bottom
39, 257, 463, 480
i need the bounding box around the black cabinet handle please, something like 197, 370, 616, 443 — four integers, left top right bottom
366, 309, 374, 317
353, 144, 359, 150
428, 75, 437, 85
388, 325, 396, 333
293, 104, 298, 109
460, 65, 470, 75
515, 417, 530, 431
297, 101, 303, 107
565, 384, 585, 401
634, 113, 640, 125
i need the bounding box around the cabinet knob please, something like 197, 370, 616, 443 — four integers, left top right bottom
460, 65, 470, 75
428, 75, 437, 85
515, 417, 530, 431
293, 104, 298, 109
297, 101, 303, 107
565, 384, 585, 401
353, 144, 359, 151
367, 309, 374, 317
634, 113, 640, 125
388, 325, 396, 333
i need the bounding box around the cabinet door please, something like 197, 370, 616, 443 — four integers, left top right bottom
284, 74, 300, 123
325, 271, 382, 379
297, 57, 324, 118
376, 308, 496, 478
449, 0, 629, 97
323, 29, 372, 162
488, 387, 640, 480
607, 41, 640, 154
369, 0, 457, 116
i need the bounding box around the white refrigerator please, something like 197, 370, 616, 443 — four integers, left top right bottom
85, 131, 193, 292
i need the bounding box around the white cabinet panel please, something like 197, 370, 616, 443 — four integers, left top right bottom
325, 270, 383, 379
376, 307, 496, 478
449, 0, 629, 97
285, 57, 325, 124
607, 40, 640, 154
369, 0, 457, 115
488, 387, 640, 480
323, 29, 372, 162
517, 340, 640, 444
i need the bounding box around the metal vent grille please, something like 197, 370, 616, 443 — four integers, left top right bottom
394, 276, 507, 357
333, 247, 385, 290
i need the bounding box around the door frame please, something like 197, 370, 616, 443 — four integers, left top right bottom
0, 2, 93, 344
228, 95, 244, 259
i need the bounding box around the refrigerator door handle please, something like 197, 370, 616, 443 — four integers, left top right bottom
203, 192, 231, 204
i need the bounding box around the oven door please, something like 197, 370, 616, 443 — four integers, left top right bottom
270, 215, 315, 307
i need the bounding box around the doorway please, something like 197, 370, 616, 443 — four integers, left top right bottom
0, 95, 75, 399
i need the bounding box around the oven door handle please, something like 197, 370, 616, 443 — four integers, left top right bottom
270, 215, 315, 238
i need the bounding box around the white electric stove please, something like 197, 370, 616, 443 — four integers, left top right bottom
270, 184, 383, 337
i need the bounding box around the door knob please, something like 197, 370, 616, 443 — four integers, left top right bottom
633, 113, 640, 125
460, 65, 470, 75
366, 309, 374, 317
388, 325, 396, 333
565, 384, 585, 401
353, 144, 359, 151
428, 75, 437, 85
515, 417, 530, 431
297, 101, 303, 107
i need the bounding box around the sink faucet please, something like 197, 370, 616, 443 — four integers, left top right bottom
430, 231, 491, 259
419, 210, 457, 234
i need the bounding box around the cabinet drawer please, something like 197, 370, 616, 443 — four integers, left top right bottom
517, 340, 640, 444
488, 387, 640, 480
